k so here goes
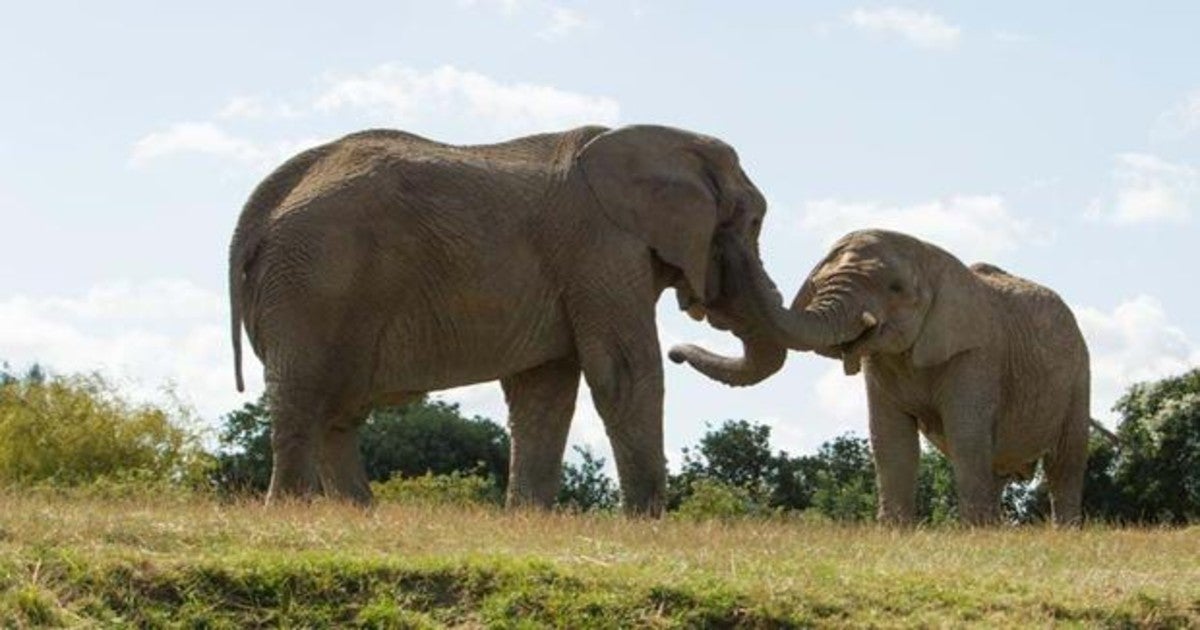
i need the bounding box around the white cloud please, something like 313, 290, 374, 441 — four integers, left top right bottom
315, 63, 619, 134
1087, 153, 1197, 225
1152, 89, 1200, 141
0, 280, 262, 424
798, 195, 1032, 261
216, 96, 302, 121
130, 120, 326, 170
539, 6, 588, 40
1077, 295, 1200, 423
845, 7, 961, 50
34, 279, 222, 321
130, 122, 265, 167
133, 64, 617, 168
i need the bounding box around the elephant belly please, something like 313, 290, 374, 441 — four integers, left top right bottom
371, 285, 575, 393
992, 370, 1078, 475
992, 406, 1066, 476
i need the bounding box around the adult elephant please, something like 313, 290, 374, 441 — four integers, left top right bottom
670, 229, 1091, 525
229, 125, 788, 515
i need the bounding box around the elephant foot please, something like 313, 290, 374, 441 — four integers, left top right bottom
877, 511, 917, 527
619, 488, 665, 518
505, 493, 556, 511
958, 504, 1001, 527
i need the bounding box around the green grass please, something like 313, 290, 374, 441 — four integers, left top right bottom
1, 491, 1197, 627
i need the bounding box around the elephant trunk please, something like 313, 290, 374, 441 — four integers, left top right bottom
668, 331, 786, 387
726, 233, 872, 352
669, 234, 876, 385
666, 232, 792, 386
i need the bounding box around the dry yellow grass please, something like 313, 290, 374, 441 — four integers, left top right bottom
1, 490, 1197, 626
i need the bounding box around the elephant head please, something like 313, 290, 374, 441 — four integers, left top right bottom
670, 229, 988, 381
574, 125, 790, 383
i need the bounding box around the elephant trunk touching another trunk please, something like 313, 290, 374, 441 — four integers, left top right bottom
669, 232, 875, 385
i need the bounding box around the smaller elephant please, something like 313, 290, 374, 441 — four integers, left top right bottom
671, 229, 1092, 525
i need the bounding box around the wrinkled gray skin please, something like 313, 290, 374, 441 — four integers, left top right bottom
671, 230, 1091, 525
229, 125, 788, 516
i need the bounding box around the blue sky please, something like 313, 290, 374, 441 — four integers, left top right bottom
1, 2, 1197, 464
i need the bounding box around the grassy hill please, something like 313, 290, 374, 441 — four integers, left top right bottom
1, 491, 1197, 627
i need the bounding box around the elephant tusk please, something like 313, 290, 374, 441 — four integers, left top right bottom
861, 311, 878, 328
686, 303, 707, 322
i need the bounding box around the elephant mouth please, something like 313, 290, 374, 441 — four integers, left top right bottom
675, 285, 709, 321
686, 302, 737, 332
831, 314, 880, 375
676, 294, 743, 334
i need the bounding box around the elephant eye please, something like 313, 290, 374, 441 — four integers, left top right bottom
888, 281, 904, 294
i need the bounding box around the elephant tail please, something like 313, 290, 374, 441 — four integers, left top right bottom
230, 239, 247, 393
227, 140, 337, 393
1090, 418, 1120, 448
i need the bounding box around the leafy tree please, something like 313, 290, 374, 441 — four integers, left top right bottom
681, 420, 775, 494
1104, 369, 1200, 523
670, 420, 787, 509
769, 450, 824, 511
669, 422, 881, 521
557, 445, 619, 512
211, 395, 273, 493
361, 400, 509, 487
0, 369, 208, 486
809, 433, 876, 521
1079, 437, 1124, 518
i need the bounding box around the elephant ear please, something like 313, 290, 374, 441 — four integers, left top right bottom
910, 262, 989, 368
576, 125, 726, 302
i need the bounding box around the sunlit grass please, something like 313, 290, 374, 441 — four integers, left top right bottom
1, 490, 1197, 626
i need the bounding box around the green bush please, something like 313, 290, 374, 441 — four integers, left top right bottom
0, 371, 210, 487
371, 471, 502, 507
675, 479, 761, 521
557, 445, 619, 512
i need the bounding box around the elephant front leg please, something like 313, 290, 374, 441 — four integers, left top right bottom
568, 263, 666, 516
579, 340, 666, 517
868, 388, 920, 525
501, 358, 581, 509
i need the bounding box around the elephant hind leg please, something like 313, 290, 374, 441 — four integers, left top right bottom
1045, 381, 1089, 526
265, 382, 327, 505
502, 358, 581, 509
318, 406, 373, 507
